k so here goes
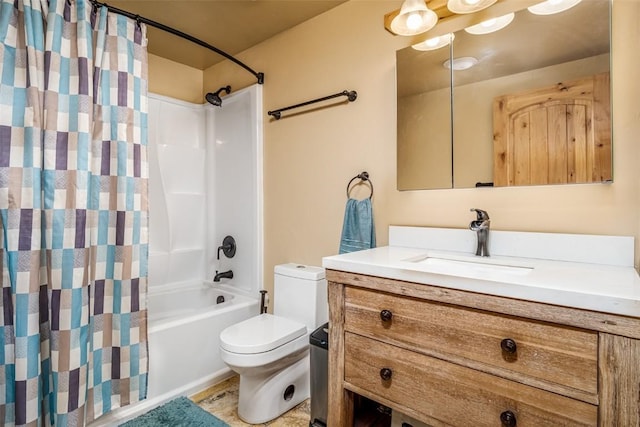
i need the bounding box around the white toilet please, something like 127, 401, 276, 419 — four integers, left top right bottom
219, 263, 328, 424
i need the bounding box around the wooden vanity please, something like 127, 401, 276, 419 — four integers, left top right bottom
327, 269, 640, 426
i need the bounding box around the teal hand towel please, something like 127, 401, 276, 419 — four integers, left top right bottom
339, 198, 376, 254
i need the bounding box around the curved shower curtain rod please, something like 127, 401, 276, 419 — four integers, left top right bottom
89, 1, 265, 85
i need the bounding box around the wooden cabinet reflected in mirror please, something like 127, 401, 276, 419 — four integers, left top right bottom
397, 0, 611, 190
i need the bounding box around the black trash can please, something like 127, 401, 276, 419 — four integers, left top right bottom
309, 322, 329, 427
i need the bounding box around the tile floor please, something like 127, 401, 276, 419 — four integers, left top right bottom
191, 376, 311, 427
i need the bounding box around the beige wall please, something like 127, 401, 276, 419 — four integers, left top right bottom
200, 0, 640, 297
148, 53, 203, 103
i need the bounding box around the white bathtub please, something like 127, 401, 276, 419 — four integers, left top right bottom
148, 284, 245, 325
146, 282, 259, 398
90, 282, 259, 426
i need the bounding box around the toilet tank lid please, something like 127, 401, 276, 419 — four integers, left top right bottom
274, 263, 325, 280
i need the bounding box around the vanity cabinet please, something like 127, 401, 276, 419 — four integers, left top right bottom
327, 270, 640, 427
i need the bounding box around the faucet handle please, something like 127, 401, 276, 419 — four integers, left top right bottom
470, 208, 490, 220
217, 235, 236, 260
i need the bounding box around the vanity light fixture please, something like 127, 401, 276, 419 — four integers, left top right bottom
412, 33, 455, 51
390, 0, 438, 36
464, 12, 515, 34
447, 0, 497, 14
528, 0, 582, 15
443, 56, 478, 70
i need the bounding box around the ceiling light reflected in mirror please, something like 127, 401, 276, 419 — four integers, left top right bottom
443, 56, 478, 70
412, 33, 455, 51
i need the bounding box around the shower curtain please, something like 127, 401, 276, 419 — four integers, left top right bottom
0, 0, 149, 425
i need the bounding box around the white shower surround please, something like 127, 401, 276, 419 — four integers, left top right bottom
90, 85, 264, 426
147, 86, 264, 294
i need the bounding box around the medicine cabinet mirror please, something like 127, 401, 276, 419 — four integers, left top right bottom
396, 0, 611, 190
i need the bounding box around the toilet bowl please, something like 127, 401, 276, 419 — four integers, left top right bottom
218, 264, 328, 424
220, 314, 311, 423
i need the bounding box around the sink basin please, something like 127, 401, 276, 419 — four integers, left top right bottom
407, 255, 533, 276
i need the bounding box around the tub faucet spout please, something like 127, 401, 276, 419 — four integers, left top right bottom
469, 208, 490, 257
214, 270, 234, 282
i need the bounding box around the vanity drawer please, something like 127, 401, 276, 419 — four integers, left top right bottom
344, 286, 598, 397
344, 332, 597, 427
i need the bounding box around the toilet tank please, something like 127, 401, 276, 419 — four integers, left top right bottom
274, 263, 328, 331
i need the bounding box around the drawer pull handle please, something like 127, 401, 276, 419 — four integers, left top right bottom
380, 310, 393, 322
500, 410, 517, 427
500, 338, 517, 354
379, 368, 393, 381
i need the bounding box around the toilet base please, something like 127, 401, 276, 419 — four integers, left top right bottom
237, 351, 310, 424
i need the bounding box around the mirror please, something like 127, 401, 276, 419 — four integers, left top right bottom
397, 0, 611, 190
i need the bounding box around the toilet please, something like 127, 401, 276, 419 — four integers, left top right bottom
219, 263, 328, 424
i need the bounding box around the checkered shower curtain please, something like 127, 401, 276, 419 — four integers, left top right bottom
0, 1, 149, 425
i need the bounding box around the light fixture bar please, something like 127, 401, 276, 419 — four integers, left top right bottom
383, 0, 542, 36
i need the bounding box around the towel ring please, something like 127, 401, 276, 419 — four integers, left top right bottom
346, 171, 373, 200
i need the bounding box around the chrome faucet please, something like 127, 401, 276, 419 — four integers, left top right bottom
469, 208, 490, 257
214, 270, 233, 282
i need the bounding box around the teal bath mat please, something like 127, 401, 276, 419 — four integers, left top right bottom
120, 396, 229, 427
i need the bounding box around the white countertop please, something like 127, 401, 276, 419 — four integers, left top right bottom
323, 245, 640, 318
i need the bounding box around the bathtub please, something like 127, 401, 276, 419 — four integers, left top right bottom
90, 282, 259, 426
146, 282, 260, 398
147, 283, 247, 325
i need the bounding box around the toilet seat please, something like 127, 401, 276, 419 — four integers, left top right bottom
220, 313, 307, 354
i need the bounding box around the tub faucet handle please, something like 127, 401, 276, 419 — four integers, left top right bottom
217, 235, 236, 260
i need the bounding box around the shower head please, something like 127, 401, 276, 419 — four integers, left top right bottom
205, 92, 222, 107
205, 85, 231, 107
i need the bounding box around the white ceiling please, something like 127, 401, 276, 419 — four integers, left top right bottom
107, 0, 348, 70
